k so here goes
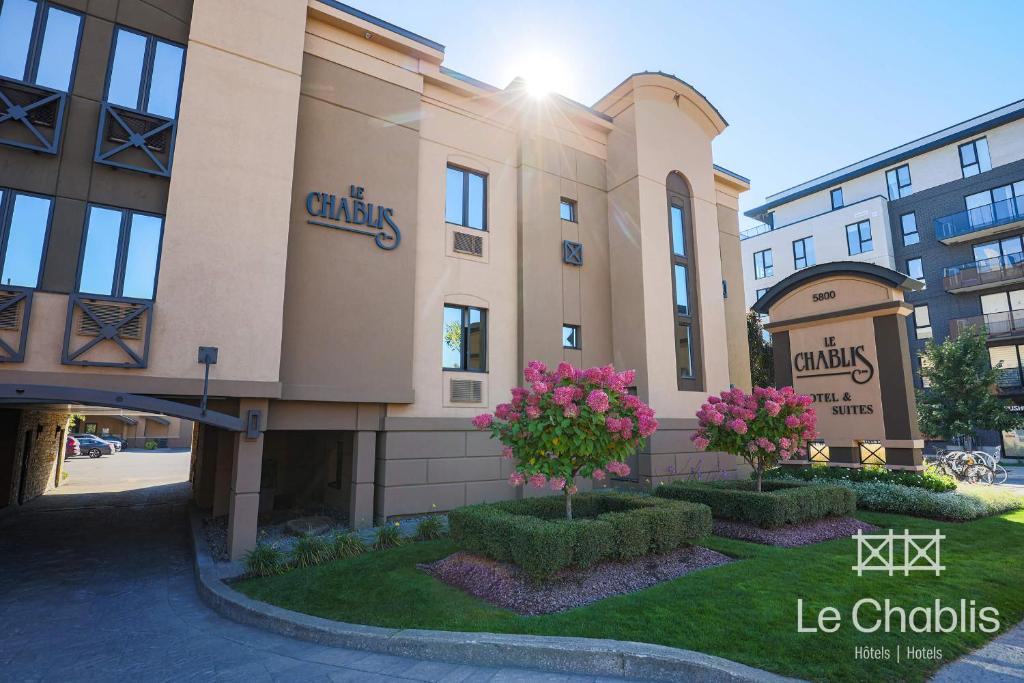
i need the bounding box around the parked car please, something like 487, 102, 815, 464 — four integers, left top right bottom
101, 434, 126, 451
72, 435, 116, 458
66, 436, 81, 457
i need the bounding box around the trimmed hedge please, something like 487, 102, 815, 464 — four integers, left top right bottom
763, 464, 956, 493
654, 480, 856, 529
448, 493, 711, 580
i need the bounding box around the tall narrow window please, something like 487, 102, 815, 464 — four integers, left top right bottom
913, 304, 932, 340
77, 206, 164, 300
830, 188, 844, 210
959, 138, 992, 178
900, 212, 919, 246
445, 165, 487, 230
0, 189, 52, 288
886, 164, 912, 200
105, 27, 185, 117
0, 0, 82, 91
753, 249, 773, 279
559, 198, 577, 222
846, 220, 873, 255
667, 172, 701, 390
792, 236, 815, 270
442, 304, 487, 371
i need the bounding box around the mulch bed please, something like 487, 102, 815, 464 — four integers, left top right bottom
712, 516, 877, 547
419, 546, 733, 615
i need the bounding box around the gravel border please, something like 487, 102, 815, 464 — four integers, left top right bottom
420, 547, 734, 615
188, 505, 801, 682
711, 516, 877, 547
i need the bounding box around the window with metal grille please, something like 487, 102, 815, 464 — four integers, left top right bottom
76, 300, 143, 339
450, 378, 482, 403
452, 230, 483, 256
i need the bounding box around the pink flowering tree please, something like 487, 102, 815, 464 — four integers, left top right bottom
691, 386, 817, 492
472, 361, 658, 520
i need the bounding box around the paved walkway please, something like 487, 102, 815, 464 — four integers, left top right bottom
0, 454, 631, 682
932, 620, 1024, 681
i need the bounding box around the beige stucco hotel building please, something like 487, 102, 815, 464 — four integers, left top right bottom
0, 0, 750, 558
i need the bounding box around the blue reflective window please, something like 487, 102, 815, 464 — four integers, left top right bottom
105, 27, 184, 116
674, 264, 689, 316
444, 165, 487, 230
78, 206, 164, 300
560, 198, 577, 222
0, 0, 81, 90
0, 191, 51, 288
442, 304, 487, 371
670, 204, 685, 256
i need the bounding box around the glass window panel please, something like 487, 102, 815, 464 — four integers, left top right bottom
0, 0, 36, 81
975, 241, 1000, 268
990, 346, 1021, 388
78, 206, 122, 296
805, 237, 815, 266
34, 6, 80, 91
965, 190, 991, 210
915, 305, 930, 327
107, 29, 146, 109
678, 324, 692, 378
441, 305, 462, 369
1, 193, 50, 287
960, 143, 977, 166
886, 170, 899, 200
907, 258, 923, 281
982, 292, 1010, 315
670, 205, 685, 256
444, 167, 463, 225
559, 200, 575, 222
847, 224, 859, 254
897, 165, 911, 186
674, 264, 689, 316
1002, 237, 1023, 260
976, 138, 992, 173
1010, 289, 1024, 311
121, 213, 161, 299
562, 324, 579, 349
1014, 181, 1024, 198
466, 307, 485, 370
145, 40, 183, 117
830, 188, 843, 209
467, 172, 485, 230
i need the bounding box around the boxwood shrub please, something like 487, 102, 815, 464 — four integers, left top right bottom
448, 493, 711, 580
654, 480, 855, 529
763, 464, 956, 493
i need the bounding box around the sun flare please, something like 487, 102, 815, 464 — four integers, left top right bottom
516, 51, 572, 98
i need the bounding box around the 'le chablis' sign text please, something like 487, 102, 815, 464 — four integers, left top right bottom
305, 185, 401, 251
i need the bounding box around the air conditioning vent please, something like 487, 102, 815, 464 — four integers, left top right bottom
453, 231, 483, 256
0, 293, 22, 330
77, 301, 143, 340
450, 379, 483, 403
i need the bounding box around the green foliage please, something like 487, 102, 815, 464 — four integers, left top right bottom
331, 532, 367, 559
373, 524, 404, 550
917, 325, 1024, 445
414, 516, 446, 541
244, 543, 288, 577
763, 464, 956, 493
144, 440, 158, 450
747, 311, 774, 388
813, 480, 1024, 521
448, 493, 711, 580
292, 534, 332, 568
443, 320, 461, 351
655, 480, 855, 529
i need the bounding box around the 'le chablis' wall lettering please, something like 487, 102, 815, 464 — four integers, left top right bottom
793, 335, 875, 385
305, 185, 401, 251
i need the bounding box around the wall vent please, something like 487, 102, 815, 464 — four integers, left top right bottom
453, 231, 483, 256
0, 293, 22, 330
77, 302, 143, 340
562, 240, 583, 266
450, 378, 483, 403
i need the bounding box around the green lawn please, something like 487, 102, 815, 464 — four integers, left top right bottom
235, 510, 1024, 682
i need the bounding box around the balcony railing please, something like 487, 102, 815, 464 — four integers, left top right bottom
0, 76, 67, 154
995, 366, 1024, 391
949, 310, 1024, 340
943, 253, 1024, 292
0, 286, 33, 362
934, 195, 1024, 242
740, 223, 772, 240
94, 102, 176, 177
62, 293, 154, 368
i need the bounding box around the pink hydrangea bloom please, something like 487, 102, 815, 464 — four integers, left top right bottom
525, 406, 541, 419
532, 381, 550, 395
555, 361, 575, 380
501, 445, 514, 460
764, 400, 781, 417
549, 476, 566, 491
592, 468, 606, 480
692, 436, 709, 450
508, 472, 525, 486
586, 390, 610, 413
729, 419, 748, 434
785, 414, 801, 428
495, 403, 513, 419
563, 403, 580, 418
552, 386, 576, 406
471, 413, 493, 430
605, 416, 622, 432
528, 473, 547, 488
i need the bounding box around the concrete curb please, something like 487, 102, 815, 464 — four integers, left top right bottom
188, 508, 800, 682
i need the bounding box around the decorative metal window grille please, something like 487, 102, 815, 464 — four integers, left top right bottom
450, 379, 483, 403
0, 77, 67, 154
0, 287, 32, 362
63, 294, 153, 368
562, 240, 583, 266
94, 103, 176, 177
453, 231, 483, 256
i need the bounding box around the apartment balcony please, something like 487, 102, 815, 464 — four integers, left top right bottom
949, 310, 1024, 341
0, 76, 67, 154
935, 195, 1024, 244
740, 223, 772, 240
994, 366, 1024, 393
943, 254, 1024, 293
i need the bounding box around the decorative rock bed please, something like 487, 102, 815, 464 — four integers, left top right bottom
711, 516, 877, 547
420, 546, 734, 615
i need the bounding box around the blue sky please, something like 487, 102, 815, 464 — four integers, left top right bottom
348, 0, 1024, 226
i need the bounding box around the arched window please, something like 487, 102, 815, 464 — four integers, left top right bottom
667, 172, 702, 391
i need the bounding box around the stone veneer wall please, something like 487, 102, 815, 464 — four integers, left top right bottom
8, 409, 70, 506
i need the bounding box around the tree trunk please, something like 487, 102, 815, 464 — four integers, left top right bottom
565, 488, 573, 520
755, 460, 764, 493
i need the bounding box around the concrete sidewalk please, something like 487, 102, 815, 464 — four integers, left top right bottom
932, 619, 1024, 681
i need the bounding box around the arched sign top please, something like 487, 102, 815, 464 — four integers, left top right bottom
752, 261, 922, 315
